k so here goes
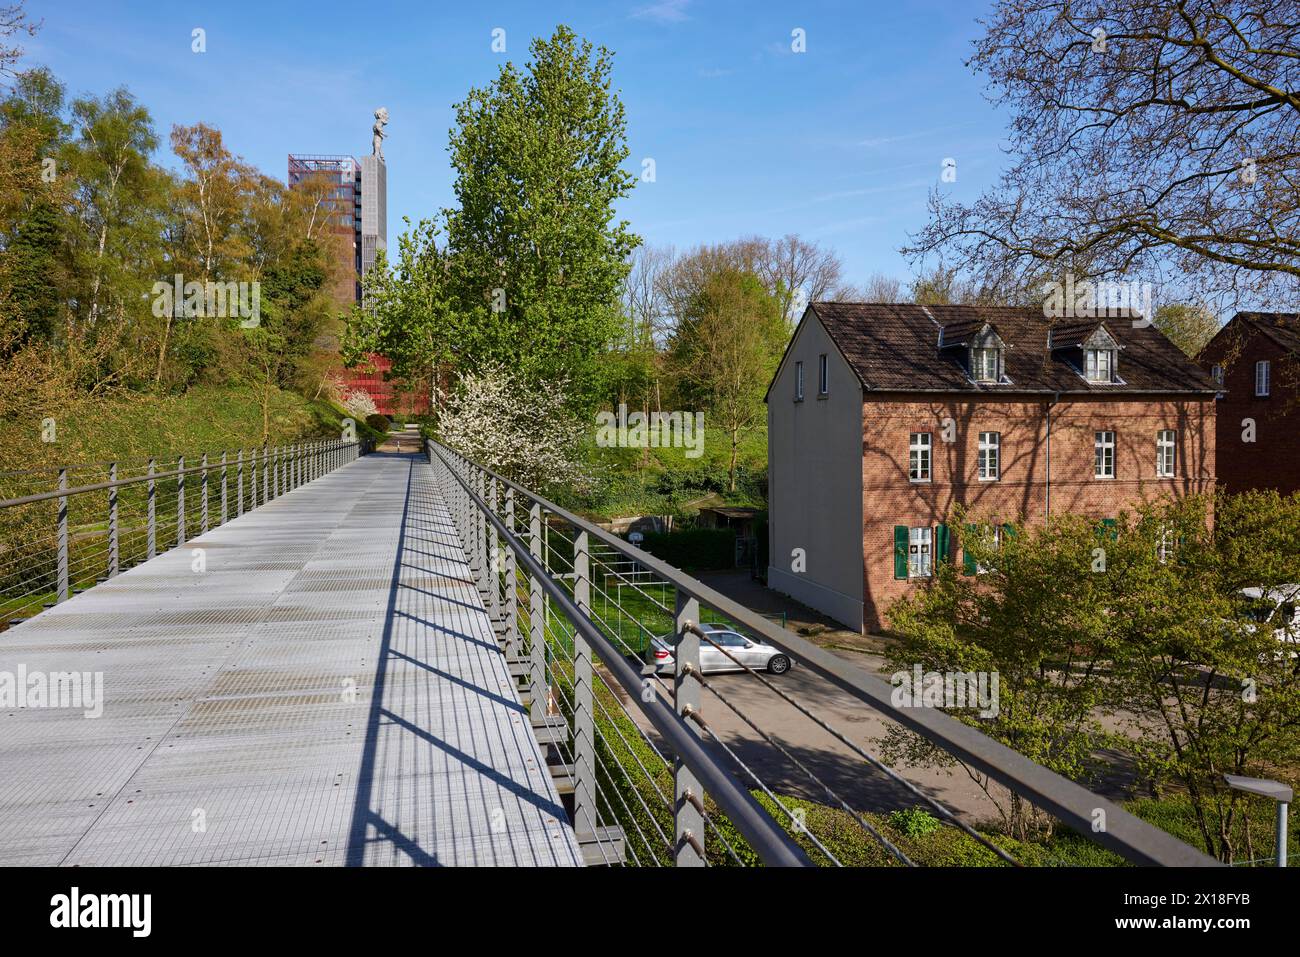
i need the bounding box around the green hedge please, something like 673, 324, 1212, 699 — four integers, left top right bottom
640, 528, 736, 572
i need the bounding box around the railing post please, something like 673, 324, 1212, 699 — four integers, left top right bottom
220, 451, 228, 525
56, 468, 68, 603
177, 455, 186, 546
528, 502, 546, 715
237, 450, 244, 517
107, 462, 119, 579
572, 529, 597, 840
488, 477, 502, 629
200, 452, 209, 534
262, 446, 269, 504
504, 487, 517, 657
273, 446, 280, 499
468, 469, 481, 581
674, 590, 705, 866
147, 458, 156, 559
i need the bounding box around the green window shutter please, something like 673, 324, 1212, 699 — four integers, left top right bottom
935, 524, 950, 564
1001, 522, 1016, 540
893, 526, 909, 580
962, 523, 977, 575
1101, 518, 1117, 541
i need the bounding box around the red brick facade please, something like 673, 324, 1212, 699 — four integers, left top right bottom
861, 394, 1216, 631
1199, 317, 1300, 494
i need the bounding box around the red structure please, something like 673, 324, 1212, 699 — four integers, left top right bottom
338, 354, 431, 416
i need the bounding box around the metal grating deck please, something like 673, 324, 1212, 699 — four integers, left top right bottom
0, 451, 581, 867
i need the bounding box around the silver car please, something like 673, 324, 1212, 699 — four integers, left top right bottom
647, 625, 792, 675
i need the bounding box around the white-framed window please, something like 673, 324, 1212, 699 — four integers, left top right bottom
1156, 430, 1176, 478
1156, 525, 1174, 564
909, 526, 932, 578
1094, 430, 1116, 479
909, 432, 931, 482
1256, 360, 1271, 397
1085, 348, 1115, 382
976, 524, 1002, 575
971, 347, 1001, 382
794, 361, 804, 401
818, 353, 829, 395
978, 431, 1000, 481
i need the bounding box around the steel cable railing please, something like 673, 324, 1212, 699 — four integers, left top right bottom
426, 437, 1221, 868
0, 438, 368, 629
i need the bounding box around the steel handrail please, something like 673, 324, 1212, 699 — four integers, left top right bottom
0, 441, 359, 509
427, 437, 1219, 867
428, 439, 812, 866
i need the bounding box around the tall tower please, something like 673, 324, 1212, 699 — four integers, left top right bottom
360, 107, 389, 289
359, 155, 386, 282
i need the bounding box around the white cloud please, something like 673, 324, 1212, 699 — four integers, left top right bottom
632, 0, 692, 24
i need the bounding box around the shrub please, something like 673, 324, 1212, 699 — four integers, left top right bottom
365, 413, 391, 433
888, 807, 942, 838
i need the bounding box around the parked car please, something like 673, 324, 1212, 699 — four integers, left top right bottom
1241, 586, 1300, 663
646, 625, 792, 675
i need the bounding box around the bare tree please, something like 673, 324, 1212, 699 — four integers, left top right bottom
752, 233, 844, 323
0, 3, 36, 80
660, 234, 846, 326
903, 0, 1300, 313
836, 272, 906, 303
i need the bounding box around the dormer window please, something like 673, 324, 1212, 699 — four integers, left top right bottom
1081, 326, 1120, 383
971, 346, 1001, 382
968, 327, 1005, 383
1084, 347, 1114, 382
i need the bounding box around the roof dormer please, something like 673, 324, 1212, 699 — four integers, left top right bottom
1081, 326, 1122, 383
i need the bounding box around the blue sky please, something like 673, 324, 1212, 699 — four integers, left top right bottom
24, 0, 1009, 286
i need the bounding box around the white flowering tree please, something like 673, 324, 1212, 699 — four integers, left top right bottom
340, 387, 379, 421
436, 364, 591, 493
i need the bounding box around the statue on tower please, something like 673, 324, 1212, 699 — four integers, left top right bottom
372, 107, 389, 161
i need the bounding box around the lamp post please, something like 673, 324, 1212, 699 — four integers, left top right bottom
1225, 774, 1292, 867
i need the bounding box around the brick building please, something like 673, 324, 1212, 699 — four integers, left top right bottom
766, 303, 1217, 633
1198, 312, 1300, 494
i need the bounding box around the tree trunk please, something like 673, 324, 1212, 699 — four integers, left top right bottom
729, 429, 739, 492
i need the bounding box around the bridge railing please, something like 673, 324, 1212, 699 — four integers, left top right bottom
0, 438, 366, 628
426, 437, 1219, 868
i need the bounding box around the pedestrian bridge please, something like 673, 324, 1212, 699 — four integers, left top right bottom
0, 450, 580, 866
0, 438, 1219, 867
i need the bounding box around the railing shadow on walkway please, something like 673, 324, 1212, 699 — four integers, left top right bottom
344, 451, 574, 867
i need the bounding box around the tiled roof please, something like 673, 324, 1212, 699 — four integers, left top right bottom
807, 302, 1218, 394
1228, 312, 1300, 355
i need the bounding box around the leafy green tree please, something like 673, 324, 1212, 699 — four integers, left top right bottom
1154, 302, 1220, 358
3, 200, 65, 342
66, 88, 161, 330
886, 512, 1112, 840
342, 217, 456, 400
669, 269, 783, 491
1103, 493, 1300, 862
443, 25, 639, 409
888, 494, 1300, 860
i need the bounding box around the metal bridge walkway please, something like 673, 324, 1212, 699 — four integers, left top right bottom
0, 450, 581, 866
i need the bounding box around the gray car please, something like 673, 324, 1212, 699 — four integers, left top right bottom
647, 625, 792, 675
